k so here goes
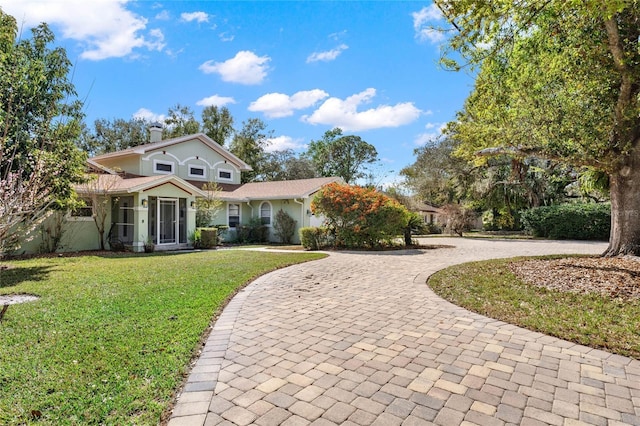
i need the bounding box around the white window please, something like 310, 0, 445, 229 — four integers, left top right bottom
218, 169, 233, 181
188, 165, 207, 179
228, 204, 240, 228
69, 199, 93, 221
154, 160, 174, 174
260, 202, 272, 226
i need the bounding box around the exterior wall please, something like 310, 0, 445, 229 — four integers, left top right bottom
13, 212, 104, 255
96, 156, 140, 176
214, 198, 317, 244
140, 139, 242, 185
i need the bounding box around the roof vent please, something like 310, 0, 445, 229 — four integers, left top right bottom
149, 122, 163, 143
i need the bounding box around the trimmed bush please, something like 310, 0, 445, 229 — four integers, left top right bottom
199, 228, 217, 248
520, 203, 610, 240
299, 227, 329, 250
236, 218, 269, 243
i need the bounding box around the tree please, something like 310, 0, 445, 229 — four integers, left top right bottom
77, 174, 121, 250
230, 118, 272, 183
163, 103, 200, 139
201, 105, 234, 146
195, 182, 223, 227
0, 11, 86, 255
311, 182, 410, 248
261, 149, 318, 181
307, 128, 378, 184
88, 118, 149, 155
436, 1, 639, 256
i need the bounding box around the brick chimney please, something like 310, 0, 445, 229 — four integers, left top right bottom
149, 122, 163, 143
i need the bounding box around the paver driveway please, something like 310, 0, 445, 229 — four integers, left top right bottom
169, 238, 640, 426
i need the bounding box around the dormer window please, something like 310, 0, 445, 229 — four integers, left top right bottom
218, 169, 233, 181
188, 165, 207, 179
154, 160, 174, 174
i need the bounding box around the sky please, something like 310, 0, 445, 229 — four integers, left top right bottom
2, 0, 475, 187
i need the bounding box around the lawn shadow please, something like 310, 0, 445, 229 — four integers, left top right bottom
0, 265, 53, 288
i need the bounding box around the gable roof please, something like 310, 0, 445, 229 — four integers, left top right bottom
89, 133, 252, 171
216, 177, 343, 202
76, 174, 207, 197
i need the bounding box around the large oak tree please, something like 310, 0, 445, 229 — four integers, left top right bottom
438, 1, 639, 256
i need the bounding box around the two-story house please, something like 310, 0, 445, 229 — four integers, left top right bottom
16, 127, 340, 254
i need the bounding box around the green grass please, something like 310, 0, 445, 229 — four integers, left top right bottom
0, 250, 325, 425
428, 256, 640, 360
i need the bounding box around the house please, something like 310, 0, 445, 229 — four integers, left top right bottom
414, 202, 444, 226
16, 129, 339, 254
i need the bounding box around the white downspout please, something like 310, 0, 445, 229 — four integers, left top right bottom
294, 198, 305, 227
246, 201, 253, 221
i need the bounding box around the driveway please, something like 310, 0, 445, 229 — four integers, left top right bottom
169, 238, 640, 425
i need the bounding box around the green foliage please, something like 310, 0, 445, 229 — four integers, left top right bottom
201, 105, 234, 146
236, 217, 269, 243
299, 227, 330, 251
195, 183, 223, 228
307, 128, 378, 184
441, 204, 477, 236
80, 118, 149, 155
273, 209, 297, 244
230, 118, 272, 183
163, 103, 200, 139
0, 250, 324, 424
521, 203, 611, 240
261, 149, 318, 181
0, 10, 87, 254
311, 182, 410, 248
199, 227, 218, 248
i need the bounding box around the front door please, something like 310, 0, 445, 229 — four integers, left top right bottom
159, 198, 178, 245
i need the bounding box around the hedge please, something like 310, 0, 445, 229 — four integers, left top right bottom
520, 203, 610, 240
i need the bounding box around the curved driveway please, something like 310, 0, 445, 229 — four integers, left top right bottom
169, 238, 640, 426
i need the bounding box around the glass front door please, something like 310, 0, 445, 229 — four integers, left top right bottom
159, 198, 177, 244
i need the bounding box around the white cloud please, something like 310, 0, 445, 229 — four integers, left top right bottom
181, 11, 209, 23
306, 44, 349, 63
302, 88, 422, 131
2, 0, 166, 60
265, 136, 306, 153
132, 108, 165, 123
248, 90, 329, 118
414, 122, 447, 145
412, 5, 445, 43
196, 95, 237, 107
219, 32, 235, 42
199, 51, 270, 85
155, 10, 170, 20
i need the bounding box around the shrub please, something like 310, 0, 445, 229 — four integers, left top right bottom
311, 182, 410, 248
299, 227, 330, 250
236, 218, 269, 243
199, 228, 217, 248
520, 203, 610, 240
441, 204, 476, 236
273, 210, 297, 244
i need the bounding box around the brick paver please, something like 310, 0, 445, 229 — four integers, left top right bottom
169, 238, 640, 425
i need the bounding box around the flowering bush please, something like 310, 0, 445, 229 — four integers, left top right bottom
311, 182, 410, 248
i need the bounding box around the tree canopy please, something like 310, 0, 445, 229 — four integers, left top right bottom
307, 128, 378, 184
436, 0, 639, 255
1, 10, 86, 254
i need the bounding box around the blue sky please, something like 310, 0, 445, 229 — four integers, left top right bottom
3, 0, 474, 186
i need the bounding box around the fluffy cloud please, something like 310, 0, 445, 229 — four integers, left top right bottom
132, 108, 165, 123
248, 90, 329, 118
199, 51, 270, 85
265, 136, 306, 153
306, 44, 349, 63
302, 88, 422, 131
2, 0, 166, 60
412, 5, 445, 43
196, 95, 237, 107
181, 11, 209, 23
414, 122, 447, 146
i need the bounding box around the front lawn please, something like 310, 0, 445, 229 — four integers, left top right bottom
428, 256, 640, 360
0, 250, 325, 425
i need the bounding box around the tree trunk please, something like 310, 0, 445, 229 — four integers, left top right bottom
604, 150, 640, 256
